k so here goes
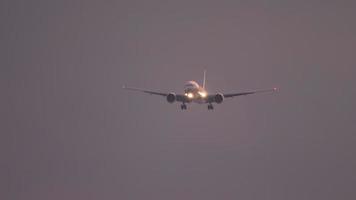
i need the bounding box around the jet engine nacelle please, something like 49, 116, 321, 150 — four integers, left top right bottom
166, 93, 176, 103
214, 93, 224, 104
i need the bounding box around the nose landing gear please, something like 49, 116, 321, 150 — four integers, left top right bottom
207, 104, 214, 110
181, 104, 187, 110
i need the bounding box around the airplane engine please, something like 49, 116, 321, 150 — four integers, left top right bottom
166, 93, 176, 103
214, 93, 224, 104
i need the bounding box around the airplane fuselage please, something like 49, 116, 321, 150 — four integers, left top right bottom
184, 81, 208, 104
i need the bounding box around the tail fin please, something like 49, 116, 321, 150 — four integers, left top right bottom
203, 70, 206, 89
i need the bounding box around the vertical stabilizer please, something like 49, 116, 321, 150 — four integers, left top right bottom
203, 70, 206, 89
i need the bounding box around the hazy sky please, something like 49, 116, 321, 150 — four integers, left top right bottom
2, 0, 356, 199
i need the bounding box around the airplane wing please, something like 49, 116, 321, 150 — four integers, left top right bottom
123, 86, 188, 102
223, 88, 277, 98
208, 88, 277, 103
123, 86, 167, 96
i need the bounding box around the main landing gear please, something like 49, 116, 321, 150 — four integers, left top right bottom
180, 104, 214, 110
207, 104, 214, 110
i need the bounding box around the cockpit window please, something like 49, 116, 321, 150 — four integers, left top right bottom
184, 81, 199, 88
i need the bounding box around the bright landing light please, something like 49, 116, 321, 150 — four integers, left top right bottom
198, 91, 207, 98
186, 93, 194, 98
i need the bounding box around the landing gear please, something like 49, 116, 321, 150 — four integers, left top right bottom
181, 104, 187, 110
207, 104, 214, 110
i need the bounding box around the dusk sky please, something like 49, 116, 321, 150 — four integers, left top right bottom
2, 0, 356, 199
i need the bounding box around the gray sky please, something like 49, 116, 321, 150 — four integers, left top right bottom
2, 0, 356, 199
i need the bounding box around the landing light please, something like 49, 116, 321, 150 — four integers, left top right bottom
187, 93, 194, 98
199, 91, 207, 98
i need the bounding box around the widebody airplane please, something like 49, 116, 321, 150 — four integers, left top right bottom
123, 71, 277, 110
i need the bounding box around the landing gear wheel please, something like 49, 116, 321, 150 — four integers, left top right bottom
181, 104, 187, 110
207, 104, 214, 110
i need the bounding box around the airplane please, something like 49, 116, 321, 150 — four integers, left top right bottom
123, 71, 277, 110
